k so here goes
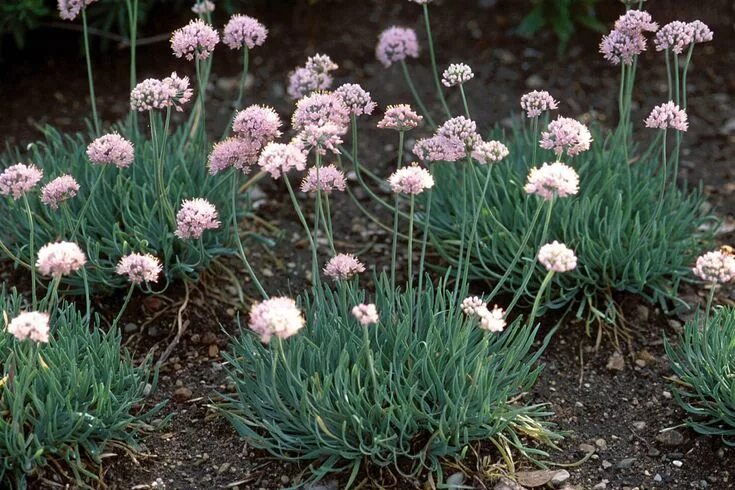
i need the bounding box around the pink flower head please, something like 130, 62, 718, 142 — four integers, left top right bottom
116, 253, 162, 284
520, 90, 559, 118
257, 142, 307, 179
292, 91, 350, 132
300, 165, 347, 193
413, 136, 465, 163
305, 54, 338, 75
377, 104, 423, 131
323, 253, 366, 281
249, 296, 305, 343
644, 102, 688, 131
293, 123, 344, 155
131, 75, 192, 112
57, 0, 96, 21
538, 241, 577, 273
689, 20, 713, 44
191, 0, 215, 14
335, 84, 377, 117
41, 175, 80, 209
376, 27, 420, 68
540, 116, 592, 157
389, 163, 434, 195
0, 163, 43, 200
232, 105, 282, 146
162, 72, 194, 111
654, 21, 694, 54
524, 162, 579, 200
87, 133, 135, 168
614, 10, 659, 34
600, 29, 647, 65
442, 63, 474, 87
175, 198, 220, 239
287, 54, 338, 99
36, 241, 86, 277
477, 305, 506, 333
461, 296, 486, 316
352, 303, 379, 326
693, 250, 735, 284
224, 14, 268, 50
207, 137, 260, 175
472, 140, 509, 164
436, 116, 482, 151
171, 19, 220, 61
7, 312, 50, 343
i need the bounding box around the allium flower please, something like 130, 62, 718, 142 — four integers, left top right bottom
175, 198, 220, 239
413, 136, 465, 163
300, 165, 347, 193
41, 175, 80, 209
335, 84, 377, 117
0, 163, 43, 200
58, 0, 96, 21
207, 138, 260, 175
287, 54, 338, 99
478, 305, 506, 333
293, 123, 344, 155
191, 0, 215, 14
644, 102, 688, 131
323, 253, 366, 281
223, 14, 268, 50
537, 241, 577, 273
131, 75, 192, 112
472, 140, 509, 164
352, 303, 379, 326
292, 92, 350, 132
520, 90, 559, 118
377, 104, 423, 131
689, 20, 713, 44
442, 63, 474, 87
87, 133, 135, 168
614, 10, 658, 34
388, 163, 434, 195
654, 21, 695, 54
171, 19, 220, 61
7, 312, 50, 343
249, 297, 305, 343
692, 250, 735, 284
524, 162, 580, 200
257, 142, 307, 179
36, 241, 86, 277
461, 296, 486, 316
600, 29, 647, 65
540, 117, 592, 157
376, 27, 420, 67
436, 116, 482, 151
116, 253, 163, 284
162, 72, 194, 111
305, 54, 338, 75
232, 105, 282, 146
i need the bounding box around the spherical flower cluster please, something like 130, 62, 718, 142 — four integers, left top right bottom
323, 253, 365, 281
41, 175, 80, 209
257, 142, 307, 179
437, 116, 482, 150
207, 138, 260, 175
540, 116, 592, 157
287, 54, 338, 99
689, 20, 713, 44
472, 140, 509, 164
175, 198, 221, 239
292, 91, 350, 132
7, 311, 50, 343
249, 297, 305, 343
162, 72, 194, 111
442, 63, 474, 87
352, 303, 379, 326
300, 165, 347, 193
116, 253, 163, 285
87, 133, 135, 168
692, 250, 735, 284
478, 305, 506, 333
538, 241, 577, 273
524, 162, 580, 200
520, 90, 559, 118
191, 0, 214, 14
388, 163, 434, 195
232, 105, 282, 146
130, 74, 192, 112
0, 163, 43, 200
305, 54, 338, 74
58, 0, 96, 21
376, 27, 420, 68
654, 21, 694, 54
644, 102, 688, 131
293, 123, 345, 156
334, 84, 377, 117
614, 10, 658, 34
36, 241, 86, 277
461, 296, 486, 316
171, 19, 219, 61
600, 29, 647, 65
377, 104, 423, 131
413, 136, 465, 163
223, 14, 268, 50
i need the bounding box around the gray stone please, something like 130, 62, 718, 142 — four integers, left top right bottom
656, 429, 686, 447
550, 470, 570, 487
616, 458, 636, 470
494, 477, 527, 490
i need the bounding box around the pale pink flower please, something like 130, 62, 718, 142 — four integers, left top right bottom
58, 0, 96, 21
0, 163, 43, 200
293, 123, 344, 155
520, 90, 559, 118
257, 142, 307, 179
437, 116, 482, 151
191, 0, 215, 14
7, 312, 50, 343
287, 54, 338, 99
352, 303, 379, 326
693, 250, 735, 284
538, 241, 577, 273
389, 164, 434, 195
477, 305, 506, 333
292, 91, 350, 132
249, 297, 305, 343
442, 63, 474, 87
175, 198, 220, 239
376, 27, 420, 68
232, 105, 282, 146
36, 241, 86, 277
614, 10, 658, 34
87, 133, 134, 168
600, 29, 647, 65
461, 296, 486, 316
162, 72, 194, 111
171, 19, 220, 61
323, 253, 365, 281
689, 20, 713, 44
41, 175, 80, 209
300, 165, 347, 193
305, 54, 338, 75
644, 102, 688, 131
654, 21, 695, 54
472, 140, 509, 164
207, 138, 260, 175
377, 104, 423, 131
413, 136, 465, 163
223, 14, 268, 50
131, 75, 191, 112
524, 162, 579, 200
335, 84, 377, 117
116, 253, 162, 284
540, 117, 592, 157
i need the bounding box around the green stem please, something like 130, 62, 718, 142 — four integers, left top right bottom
452, 163, 468, 303
112, 283, 135, 329
459, 84, 471, 119
222, 47, 250, 139
407, 195, 416, 293
231, 171, 268, 299
362, 323, 380, 399
82, 267, 91, 322
530, 116, 539, 169
125, 0, 139, 133
422, 4, 451, 118
665, 49, 673, 101
461, 163, 493, 291
71, 166, 106, 239
284, 177, 319, 286
417, 167, 434, 296
705, 284, 716, 322
527, 270, 555, 327
681, 44, 694, 110
81, 8, 100, 135
673, 53, 680, 106
22, 195, 37, 307
0, 238, 29, 269
400, 60, 436, 129
390, 131, 405, 291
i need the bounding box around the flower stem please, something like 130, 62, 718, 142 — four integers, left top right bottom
125, 0, 139, 134
705, 284, 716, 322
22, 195, 37, 306
452, 163, 468, 304
422, 4, 451, 118
81, 8, 100, 135
71, 165, 107, 239
284, 177, 319, 286
461, 163, 493, 292
112, 283, 135, 329
400, 60, 435, 129
222, 47, 250, 139
231, 171, 268, 299
390, 131, 405, 292
527, 270, 555, 327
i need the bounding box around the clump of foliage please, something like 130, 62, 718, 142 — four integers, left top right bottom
518, 0, 605, 53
